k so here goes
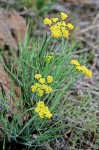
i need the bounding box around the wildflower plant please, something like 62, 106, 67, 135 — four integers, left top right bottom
0, 12, 97, 149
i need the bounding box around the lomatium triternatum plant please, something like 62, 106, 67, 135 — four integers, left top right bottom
0, 12, 93, 148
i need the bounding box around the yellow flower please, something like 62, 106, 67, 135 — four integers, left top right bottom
70, 60, 80, 66
57, 21, 62, 26
47, 76, 53, 83
44, 55, 53, 62
50, 25, 62, 38
35, 74, 42, 79
51, 18, 59, 22
43, 18, 52, 26
67, 23, 74, 30
39, 78, 45, 84
35, 83, 41, 88
61, 28, 69, 38
31, 83, 40, 92
41, 84, 47, 90
38, 112, 44, 118
34, 101, 52, 119
61, 21, 66, 27
60, 12, 68, 20
37, 101, 44, 107
45, 86, 52, 93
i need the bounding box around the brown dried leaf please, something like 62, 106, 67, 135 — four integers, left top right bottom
0, 8, 26, 51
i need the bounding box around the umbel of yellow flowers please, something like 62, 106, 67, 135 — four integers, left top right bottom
31, 74, 53, 97
43, 12, 74, 38
35, 101, 52, 119
70, 60, 92, 78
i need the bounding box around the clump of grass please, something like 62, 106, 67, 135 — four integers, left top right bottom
0, 12, 98, 149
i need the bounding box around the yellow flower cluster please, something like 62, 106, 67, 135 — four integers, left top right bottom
44, 55, 53, 63
70, 60, 92, 78
31, 74, 53, 97
35, 101, 52, 119
43, 12, 74, 38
